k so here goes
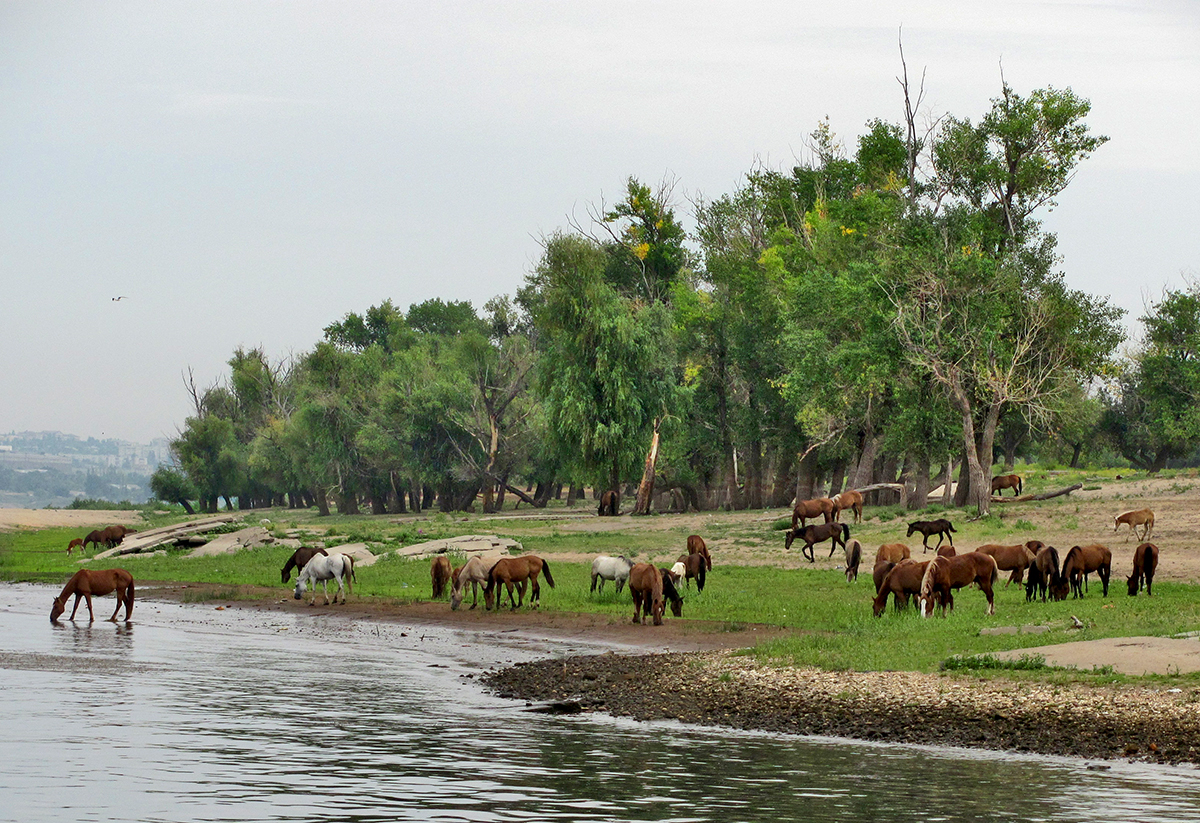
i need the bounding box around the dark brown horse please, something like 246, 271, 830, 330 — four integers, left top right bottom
976, 541, 1042, 585
844, 539, 863, 583
1127, 542, 1159, 597
919, 552, 999, 617
281, 546, 328, 583
873, 559, 929, 616
628, 563, 682, 625
873, 559, 896, 595
101, 525, 136, 546
484, 555, 555, 610
831, 489, 863, 523
906, 519, 956, 552
785, 522, 849, 562
1062, 544, 1112, 598
686, 534, 712, 571
51, 568, 134, 622
1025, 545, 1062, 602
991, 474, 1023, 497
598, 490, 620, 516
82, 529, 108, 550
431, 555, 452, 599
874, 543, 911, 564
790, 497, 836, 529
675, 553, 706, 592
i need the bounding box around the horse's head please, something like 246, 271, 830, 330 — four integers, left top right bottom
450, 581, 464, 610
784, 529, 796, 550
668, 562, 684, 583
906, 524, 917, 537
281, 567, 290, 584
50, 597, 65, 623
1126, 574, 1140, 597
293, 578, 304, 600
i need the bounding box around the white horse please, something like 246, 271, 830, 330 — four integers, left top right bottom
590, 555, 635, 594
294, 553, 355, 605
450, 555, 499, 610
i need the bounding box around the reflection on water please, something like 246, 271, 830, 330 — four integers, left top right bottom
3, 582, 1200, 823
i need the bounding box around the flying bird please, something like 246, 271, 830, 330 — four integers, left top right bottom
112, 296, 127, 301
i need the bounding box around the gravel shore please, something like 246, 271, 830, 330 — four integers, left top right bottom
485, 651, 1200, 765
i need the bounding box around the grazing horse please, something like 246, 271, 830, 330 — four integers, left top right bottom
484, 555, 555, 610
686, 534, 712, 571
872, 559, 929, 616
936, 544, 957, 558
82, 529, 108, 550
831, 489, 864, 524
598, 490, 620, 516
100, 525, 136, 546
627, 563, 682, 625
1127, 542, 1159, 597
1025, 545, 1063, 603
51, 568, 135, 622
450, 555, 499, 610
1062, 544, 1112, 599
590, 555, 635, 594
874, 543, 911, 565
785, 522, 849, 562
674, 553, 706, 591
919, 552, 999, 617
294, 553, 355, 605
66, 538, 84, 556
975, 541, 1042, 585
1114, 509, 1154, 542
844, 539, 863, 583
906, 519, 956, 552
431, 555, 452, 599
873, 559, 896, 595
790, 497, 836, 530
281, 546, 329, 583
991, 474, 1023, 497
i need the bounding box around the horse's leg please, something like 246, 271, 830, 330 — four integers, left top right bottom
632, 591, 642, 624
109, 592, 124, 621
84, 593, 96, 622
1100, 565, 1110, 597
530, 575, 540, 606
69, 592, 83, 620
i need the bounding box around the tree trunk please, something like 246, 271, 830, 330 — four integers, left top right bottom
851, 428, 877, 491
178, 498, 196, 515
827, 459, 847, 498
941, 456, 954, 506
633, 419, 662, 516
314, 487, 331, 517
794, 449, 816, 504
909, 453, 931, 510
1069, 442, 1083, 469
953, 450, 971, 507
1150, 446, 1171, 474
769, 449, 796, 508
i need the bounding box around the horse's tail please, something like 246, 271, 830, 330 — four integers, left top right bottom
947, 522, 956, 533
343, 555, 355, 594
987, 554, 999, 588
541, 558, 555, 588
842, 523, 850, 541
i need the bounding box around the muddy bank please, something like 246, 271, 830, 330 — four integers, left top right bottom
485, 652, 1200, 766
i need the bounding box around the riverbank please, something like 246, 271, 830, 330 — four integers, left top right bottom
484, 651, 1200, 766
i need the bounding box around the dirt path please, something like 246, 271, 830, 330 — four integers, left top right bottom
0, 508, 143, 532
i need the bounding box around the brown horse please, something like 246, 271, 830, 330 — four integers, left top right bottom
1114, 509, 1154, 541
873, 559, 895, 595
66, 538, 84, 556
919, 552, 999, 617
598, 490, 620, 516
785, 522, 849, 562
281, 546, 328, 583
873, 559, 929, 616
1062, 544, 1112, 598
628, 563, 682, 625
484, 555, 555, 610
991, 474, 1023, 497
686, 534, 712, 571
674, 553, 706, 592
101, 525, 137, 545
790, 497, 836, 529
874, 543, 911, 564
1127, 542, 1159, 597
975, 540, 1042, 585
51, 568, 135, 622
82, 529, 108, 550
906, 519, 956, 552
831, 489, 863, 523
936, 544, 957, 558
431, 555, 452, 599
844, 539, 863, 583
1025, 545, 1063, 602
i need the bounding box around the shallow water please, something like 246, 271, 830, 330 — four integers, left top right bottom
4, 583, 1200, 823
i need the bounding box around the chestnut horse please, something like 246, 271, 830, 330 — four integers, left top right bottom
281, 546, 328, 583
790, 497, 835, 529
82, 529, 108, 550
450, 555, 500, 610
831, 489, 863, 524
484, 555, 555, 610
844, 539, 863, 583
874, 543, 911, 564
991, 474, 1023, 497
1114, 509, 1154, 542
51, 568, 134, 622
785, 522, 849, 562
975, 540, 1043, 585
431, 555, 452, 599
66, 538, 84, 556
674, 552, 706, 592
1127, 542, 1159, 597
936, 545, 957, 558
906, 519, 956, 552
873, 559, 929, 616
687, 534, 712, 571
1025, 545, 1062, 603
1062, 544, 1112, 598
873, 559, 895, 595
628, 563, 683, 625
919, 552, 999, 617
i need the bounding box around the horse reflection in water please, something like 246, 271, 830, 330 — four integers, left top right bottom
294, 553, 355, 605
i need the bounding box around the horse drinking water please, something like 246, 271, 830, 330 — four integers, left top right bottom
294, 553, 355, 605
51, 568, 135, 622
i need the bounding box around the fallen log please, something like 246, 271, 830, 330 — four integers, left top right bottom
991, 483, 1083, 503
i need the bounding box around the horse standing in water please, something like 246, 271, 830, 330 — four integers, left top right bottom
51, 568, 135, 622
294, 553, 355, 605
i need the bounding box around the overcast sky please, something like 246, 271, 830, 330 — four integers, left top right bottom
2, 1, 1197, 443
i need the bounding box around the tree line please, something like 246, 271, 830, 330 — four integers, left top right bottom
151, 79, 1196, 518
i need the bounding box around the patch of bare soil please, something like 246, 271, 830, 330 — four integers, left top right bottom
0, 509, 142, 532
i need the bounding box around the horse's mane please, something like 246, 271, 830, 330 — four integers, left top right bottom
919, 556, 943, 601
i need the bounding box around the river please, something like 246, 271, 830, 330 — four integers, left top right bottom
4, 583, 1200, 822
